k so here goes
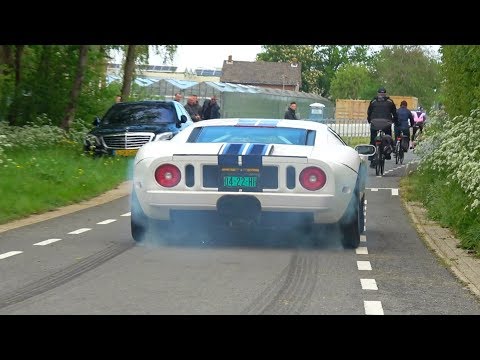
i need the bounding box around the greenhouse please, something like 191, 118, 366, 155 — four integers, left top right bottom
180, 81, 334, 120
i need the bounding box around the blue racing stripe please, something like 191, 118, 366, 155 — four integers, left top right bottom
221, 143, 245, 155
246, 143, 268, 155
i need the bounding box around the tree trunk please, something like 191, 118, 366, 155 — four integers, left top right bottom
61, 45, 89, 131
7, 45, 25, 125
121, 45, 137, 101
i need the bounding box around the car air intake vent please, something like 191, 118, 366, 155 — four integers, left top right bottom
102, 133, 154, 149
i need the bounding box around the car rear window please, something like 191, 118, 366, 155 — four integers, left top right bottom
188, 126, 313, 145
102, 103, 176, 125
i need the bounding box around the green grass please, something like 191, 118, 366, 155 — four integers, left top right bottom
344, 137, 370, 148
400, 169, 480, 255
0, 145, 131, 224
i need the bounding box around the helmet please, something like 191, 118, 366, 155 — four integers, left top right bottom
377, 87, 387, 94
417, 106, 424, 111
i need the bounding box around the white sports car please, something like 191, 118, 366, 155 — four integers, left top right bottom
131, 118, 375, 248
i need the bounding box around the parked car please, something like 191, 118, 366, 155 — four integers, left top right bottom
84, 100, 193, 156
131, 118, 375, 248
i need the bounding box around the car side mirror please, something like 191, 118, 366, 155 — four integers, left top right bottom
355, 144, 376, 156
155, 132, 174, 141
180, 115, 187, 123
92, 117, 101, 127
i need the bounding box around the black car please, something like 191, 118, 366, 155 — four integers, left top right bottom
84, 100, 193, 156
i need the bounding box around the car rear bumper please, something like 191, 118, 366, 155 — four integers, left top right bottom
135, 188, 353, 224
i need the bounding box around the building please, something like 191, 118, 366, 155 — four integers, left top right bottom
220, 56, 302, 91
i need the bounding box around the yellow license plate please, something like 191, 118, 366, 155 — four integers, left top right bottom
115, 149, 138, 156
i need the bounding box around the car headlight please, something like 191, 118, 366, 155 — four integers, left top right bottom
84, 134, 100, 146
154, 132, 174, 141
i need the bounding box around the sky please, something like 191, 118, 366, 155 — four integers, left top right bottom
152, 45, 263, 71
147, 45, 441, 71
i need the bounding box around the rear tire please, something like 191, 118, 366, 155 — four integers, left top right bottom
131, 189, 148, 243
340, 189, 361, 249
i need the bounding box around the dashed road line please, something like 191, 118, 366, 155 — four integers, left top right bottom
391, 188, 399, 196
120, 212, 131, 217
360, 235, 366, 242
357, 261, 372, 271
360, 279, 378, 290
364, 300, 384, 315
68, 228, 92, 235
0, 251, 23, 260
97, 219, 117, 225
33, 238, 62, 246
356, 247, 369, 255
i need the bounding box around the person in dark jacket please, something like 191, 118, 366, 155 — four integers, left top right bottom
395, 100, 415, 151
201, 96, 221, 120
284, 102, 298, 120
367, 87, 397, 166
184, 95, 202, 122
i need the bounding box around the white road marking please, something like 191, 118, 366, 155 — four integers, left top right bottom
121, 212, 131, 217
357, 261, 372, 270
364, 200, 367, 204
370, 188, 378, 191
360, 235, 367, 242
391, 188, 399, 196
364, 300, 384, 315
356, 247, 369, 255
360, 279, 378, 290
97, 219, 117, 225
34, 238, 62, 246
0, 251, 23, 259
68, 228, 91, 235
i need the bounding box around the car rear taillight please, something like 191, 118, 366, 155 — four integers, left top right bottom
299, 167, 326, 191
155, 164, 181, 187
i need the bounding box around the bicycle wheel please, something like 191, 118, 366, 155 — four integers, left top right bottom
375, 146, 381, 176
395, 142, 400, 164
380, 154, 385, 175
399, 146, 404, 164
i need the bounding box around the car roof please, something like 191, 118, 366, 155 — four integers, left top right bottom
193, 118, 330, 131
114, 100, 175, 106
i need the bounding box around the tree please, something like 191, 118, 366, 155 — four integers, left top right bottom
61, 45, 89, 131
256, 45, 372, 97
440, 45, 480, 117
372, 45, 441, 110
330, 64, 376, 100
119, 45, 177, 101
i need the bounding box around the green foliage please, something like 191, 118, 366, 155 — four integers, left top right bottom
373, 45, 441, 110
0, 144, 130, 224
440, 45, 480, 117
330, 64, 377, 100
415, 109, 480, 211
256, 45, 372, 97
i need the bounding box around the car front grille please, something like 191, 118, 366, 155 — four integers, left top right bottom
102, 133, 154, 149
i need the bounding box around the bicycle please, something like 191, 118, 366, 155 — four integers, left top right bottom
370, 119, 393, 176
394, 133, 409, 164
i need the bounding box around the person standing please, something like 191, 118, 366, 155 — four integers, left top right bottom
284, 102, 298, 120
201, 96, 221, 120
184, 94, 202, 122
174, 92, 183, 102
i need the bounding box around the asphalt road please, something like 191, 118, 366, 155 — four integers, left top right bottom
1, 151, 480, 314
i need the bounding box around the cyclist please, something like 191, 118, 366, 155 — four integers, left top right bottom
411, 106, 427, 148
395, 100, 415, 152
367, 87, 398, 168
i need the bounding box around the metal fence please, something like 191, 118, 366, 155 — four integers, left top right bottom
321, 118, 371, 139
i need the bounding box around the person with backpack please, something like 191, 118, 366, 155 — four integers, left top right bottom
396, 100, 415, 152
367, 87, 398, 168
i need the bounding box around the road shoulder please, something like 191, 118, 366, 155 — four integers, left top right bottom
403, 201, 480, 300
